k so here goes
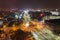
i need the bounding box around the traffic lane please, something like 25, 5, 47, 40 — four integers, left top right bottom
45, 19, 60, 34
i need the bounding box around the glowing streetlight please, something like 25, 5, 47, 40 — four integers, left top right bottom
15, 15, 19, 19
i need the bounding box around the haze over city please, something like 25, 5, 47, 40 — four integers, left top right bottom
0, 0, 59, 8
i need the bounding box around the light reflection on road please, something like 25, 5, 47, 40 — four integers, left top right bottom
0, 20, 60, 40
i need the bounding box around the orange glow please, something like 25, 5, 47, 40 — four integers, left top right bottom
12, 27, 18, 31
29, 20, 45, 30
2, 20, 45, 33
1, 20, 45, 40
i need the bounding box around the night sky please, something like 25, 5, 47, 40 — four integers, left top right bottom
0, 0, 60, 8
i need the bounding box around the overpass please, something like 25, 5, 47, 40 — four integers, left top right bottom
44, 16, 60, 20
